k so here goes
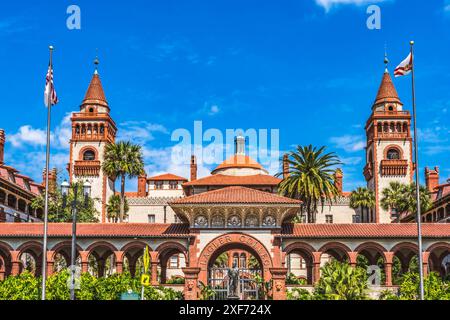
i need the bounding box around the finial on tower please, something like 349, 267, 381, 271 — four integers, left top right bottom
94, 49, 99, 75
384, 43, 389, 73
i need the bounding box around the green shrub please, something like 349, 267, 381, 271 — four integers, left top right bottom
314, 260, 369, 300
0, 271, 182, 300
287, 288, 312, 300
0, 272, 40, 300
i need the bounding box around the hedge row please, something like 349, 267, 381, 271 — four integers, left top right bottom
0, 271, 183, 300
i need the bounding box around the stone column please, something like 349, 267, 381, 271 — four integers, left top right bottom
182, 267, 201, 300
10, 251, 21, 276
348, 252, 358, 268
384, 252, 394, 286
422, 252, 430, 278
46, 251, 55, 277
150, 251, 159, 285
270, 267, 288, 300
114, 251, 124, 274
79, 251, 90, 274
312, 252, 322, 284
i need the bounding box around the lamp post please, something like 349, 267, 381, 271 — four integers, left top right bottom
61, 180, 91, 301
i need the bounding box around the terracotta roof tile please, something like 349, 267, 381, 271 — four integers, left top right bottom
170, 186, 300, 205
82, 74, 108, 107
148, 173, 188, 181
374, 72, 402, 105
184, 174, 281, 187
281, 223, 450, 238
0, 164, 42, 196
0, 223, 190, 238
212, 155, 265, 173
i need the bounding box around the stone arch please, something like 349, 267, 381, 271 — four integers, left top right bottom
318, 242, 351, 262
355, 242, 388, 264
156, 241, 188, 284
0, 241, 13, 278
283, 242, 315, 284
51, 241, 83, 272
78, 146, 98, 161
120, 241, 152, 276
197, 233, 273, 284
17, 241, 42, 275
390, 242, 419, 274
384, 145, 403, 160
86, 241, 118, 277
426, 242, 450, 277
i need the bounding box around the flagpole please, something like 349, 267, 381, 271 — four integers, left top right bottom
410, 40, 425, 300
41, 45, 54, 300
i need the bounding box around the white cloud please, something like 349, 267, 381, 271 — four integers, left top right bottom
208, 105, 220, 116
9, 125, 47, 147
340, 156, 363, 165
117, 121, 168, 144
329, 135, 366, 152
315, 0, 388, 12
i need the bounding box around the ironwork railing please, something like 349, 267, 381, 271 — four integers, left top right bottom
208, 268, 262, 300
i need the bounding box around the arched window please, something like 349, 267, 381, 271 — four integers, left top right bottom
83, 150, 96, 161
240, 253, 247, 269
386, 148, 400, 160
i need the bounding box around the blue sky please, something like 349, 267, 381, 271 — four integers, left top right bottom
0, 0, 449, 191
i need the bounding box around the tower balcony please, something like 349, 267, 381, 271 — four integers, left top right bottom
380, 159, 408, 176
74, 160, 101, 176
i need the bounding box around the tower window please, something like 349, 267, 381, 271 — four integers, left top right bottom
83, 150, 96, 161
388, 105, 394, 111
386, 148, 400, 160
89, 107, 94, 113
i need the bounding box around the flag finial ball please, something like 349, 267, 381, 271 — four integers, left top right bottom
410, 40, 414, 45
49, 45, 54, 50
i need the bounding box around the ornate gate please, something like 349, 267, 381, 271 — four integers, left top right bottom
208, 268, 262, 300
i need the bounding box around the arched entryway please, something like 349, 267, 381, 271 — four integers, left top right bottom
197, 233, 273, 300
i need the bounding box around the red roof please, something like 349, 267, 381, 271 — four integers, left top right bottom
0, 223, 189, 238
184, 174, 281, 187
82, 73, 108, 107
0, 164, 42, 196
170, 186, 300, 205
212, 155, 265, 173
282, 223, 450, 238
148, 173, 188, 181
374, 72, 402, 105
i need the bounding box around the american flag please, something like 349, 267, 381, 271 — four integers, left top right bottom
44, 65, 59, 107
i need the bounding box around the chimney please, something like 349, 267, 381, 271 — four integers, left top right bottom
137, 174, 147, 197
0, 129, 5, 164
234, 136, 246, 155
42, 168, 58, 194
190, 155, 197, 181
334, 168, 343, 194
425, 167, 439, 193
282, 154, 290, 179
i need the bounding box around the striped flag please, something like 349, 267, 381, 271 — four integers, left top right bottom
394, 53, 413, 77
44, 65, 58, 107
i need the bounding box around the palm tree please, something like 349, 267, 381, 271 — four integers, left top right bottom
102, 141, 144, 222
278, 145, 342, 223
349, 187, 375, 223
106, 194, 129, 223
380, 181, 404, 222
381, 182, 432, 222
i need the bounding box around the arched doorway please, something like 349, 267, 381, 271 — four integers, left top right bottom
197, 233, 273, 300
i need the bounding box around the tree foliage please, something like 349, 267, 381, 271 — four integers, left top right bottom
102, 141, 144, 222
314, 260, 369, 300
30, 181, 99, 223
349, 187, 375, 222
0, 271, 182, 300
106, 194, 129, 223
381, 182, 432, 219
278, 145, 342, 223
